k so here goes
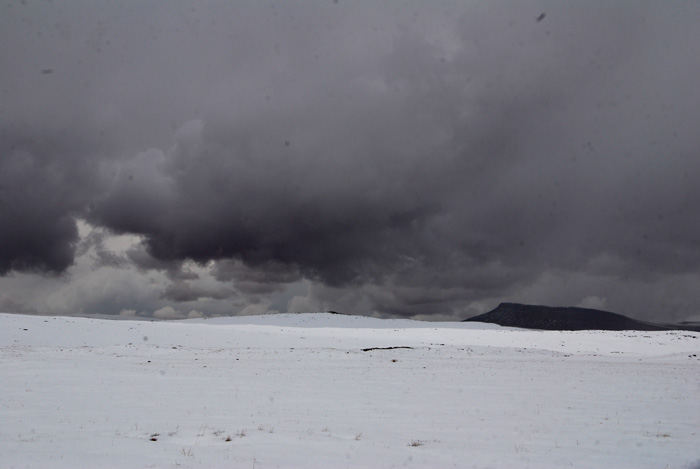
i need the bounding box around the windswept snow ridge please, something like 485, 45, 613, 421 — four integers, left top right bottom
1, 312, 699, 468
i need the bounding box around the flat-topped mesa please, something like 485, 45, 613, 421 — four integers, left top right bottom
462, 302, 671, 331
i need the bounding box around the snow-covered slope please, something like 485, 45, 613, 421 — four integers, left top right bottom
2, 312, 699, 468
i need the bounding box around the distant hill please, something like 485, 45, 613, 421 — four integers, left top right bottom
463, 303, 700, 332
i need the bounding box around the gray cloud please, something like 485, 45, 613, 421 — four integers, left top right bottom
126, 245, 199, 280
0, 295, 37, 315
2, 1, 700, 321
76, 228, 129, 270
212, 260, 301, 295
161, 279, 234, 303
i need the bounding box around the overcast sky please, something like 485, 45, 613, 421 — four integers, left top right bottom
2, 1, 700, 322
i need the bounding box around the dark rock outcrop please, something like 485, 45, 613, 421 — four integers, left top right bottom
463, 303, 700, 331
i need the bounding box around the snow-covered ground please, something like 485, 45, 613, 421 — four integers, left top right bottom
2, 312, 699, 468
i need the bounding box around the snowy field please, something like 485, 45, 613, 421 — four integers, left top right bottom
2, 312, 699, 469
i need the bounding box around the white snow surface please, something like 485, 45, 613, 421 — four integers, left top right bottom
2, 312, 699, 469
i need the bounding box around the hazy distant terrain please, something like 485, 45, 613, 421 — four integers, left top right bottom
2, 312, 699, 468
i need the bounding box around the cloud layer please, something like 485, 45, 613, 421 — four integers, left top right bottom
2, 1, 700, 321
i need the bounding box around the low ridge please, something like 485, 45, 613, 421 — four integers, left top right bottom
463, 303, 700, 331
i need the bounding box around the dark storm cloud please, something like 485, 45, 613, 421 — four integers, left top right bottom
2, 1, 700, 320
0, 125, 106, 274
